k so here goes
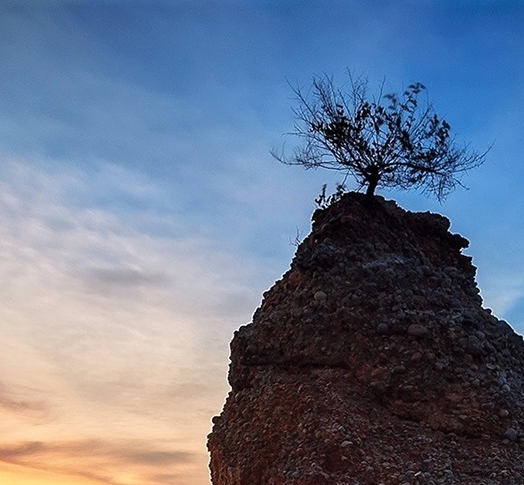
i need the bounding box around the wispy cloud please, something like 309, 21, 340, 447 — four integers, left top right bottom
0, 438, 196, 485
0, 382, 48, 420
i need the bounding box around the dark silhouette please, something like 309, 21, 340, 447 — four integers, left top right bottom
274, 73, 488, 200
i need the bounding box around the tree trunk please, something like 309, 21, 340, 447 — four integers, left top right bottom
366, 174, 379, 197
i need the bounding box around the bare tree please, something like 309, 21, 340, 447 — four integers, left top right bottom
274, 74, 488, 200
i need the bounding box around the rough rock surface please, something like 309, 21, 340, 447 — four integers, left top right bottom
208, 192, 524, 484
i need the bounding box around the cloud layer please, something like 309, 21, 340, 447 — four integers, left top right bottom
0, 156, 278, 484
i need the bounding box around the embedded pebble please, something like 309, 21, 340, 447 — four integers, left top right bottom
504, 427, 517, 441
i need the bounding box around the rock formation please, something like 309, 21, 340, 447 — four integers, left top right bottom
208, 192, 524, 484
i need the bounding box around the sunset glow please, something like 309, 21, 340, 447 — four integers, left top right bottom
0, 462, 109, 485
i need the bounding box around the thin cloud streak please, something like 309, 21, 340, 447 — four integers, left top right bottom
0, 383, 48, 419
0, 438, 196, 485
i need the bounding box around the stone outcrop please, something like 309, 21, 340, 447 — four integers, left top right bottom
208, 192, 524, 484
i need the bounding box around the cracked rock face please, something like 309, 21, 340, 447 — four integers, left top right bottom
208, 192, 524, 485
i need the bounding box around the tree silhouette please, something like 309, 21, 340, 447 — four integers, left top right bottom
274, 74, 488, 200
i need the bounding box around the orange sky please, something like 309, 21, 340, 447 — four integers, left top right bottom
0, 460, 212, 485
0, 462, 109, 485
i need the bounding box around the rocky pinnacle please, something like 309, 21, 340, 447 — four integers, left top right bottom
208, 192, 524, 485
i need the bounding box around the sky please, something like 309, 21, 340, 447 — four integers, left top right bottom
1, 1, 524, 484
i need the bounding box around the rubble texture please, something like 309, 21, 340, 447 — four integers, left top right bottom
208, 192, 524, 485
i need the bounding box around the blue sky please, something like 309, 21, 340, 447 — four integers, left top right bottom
1, 2, 524, 484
